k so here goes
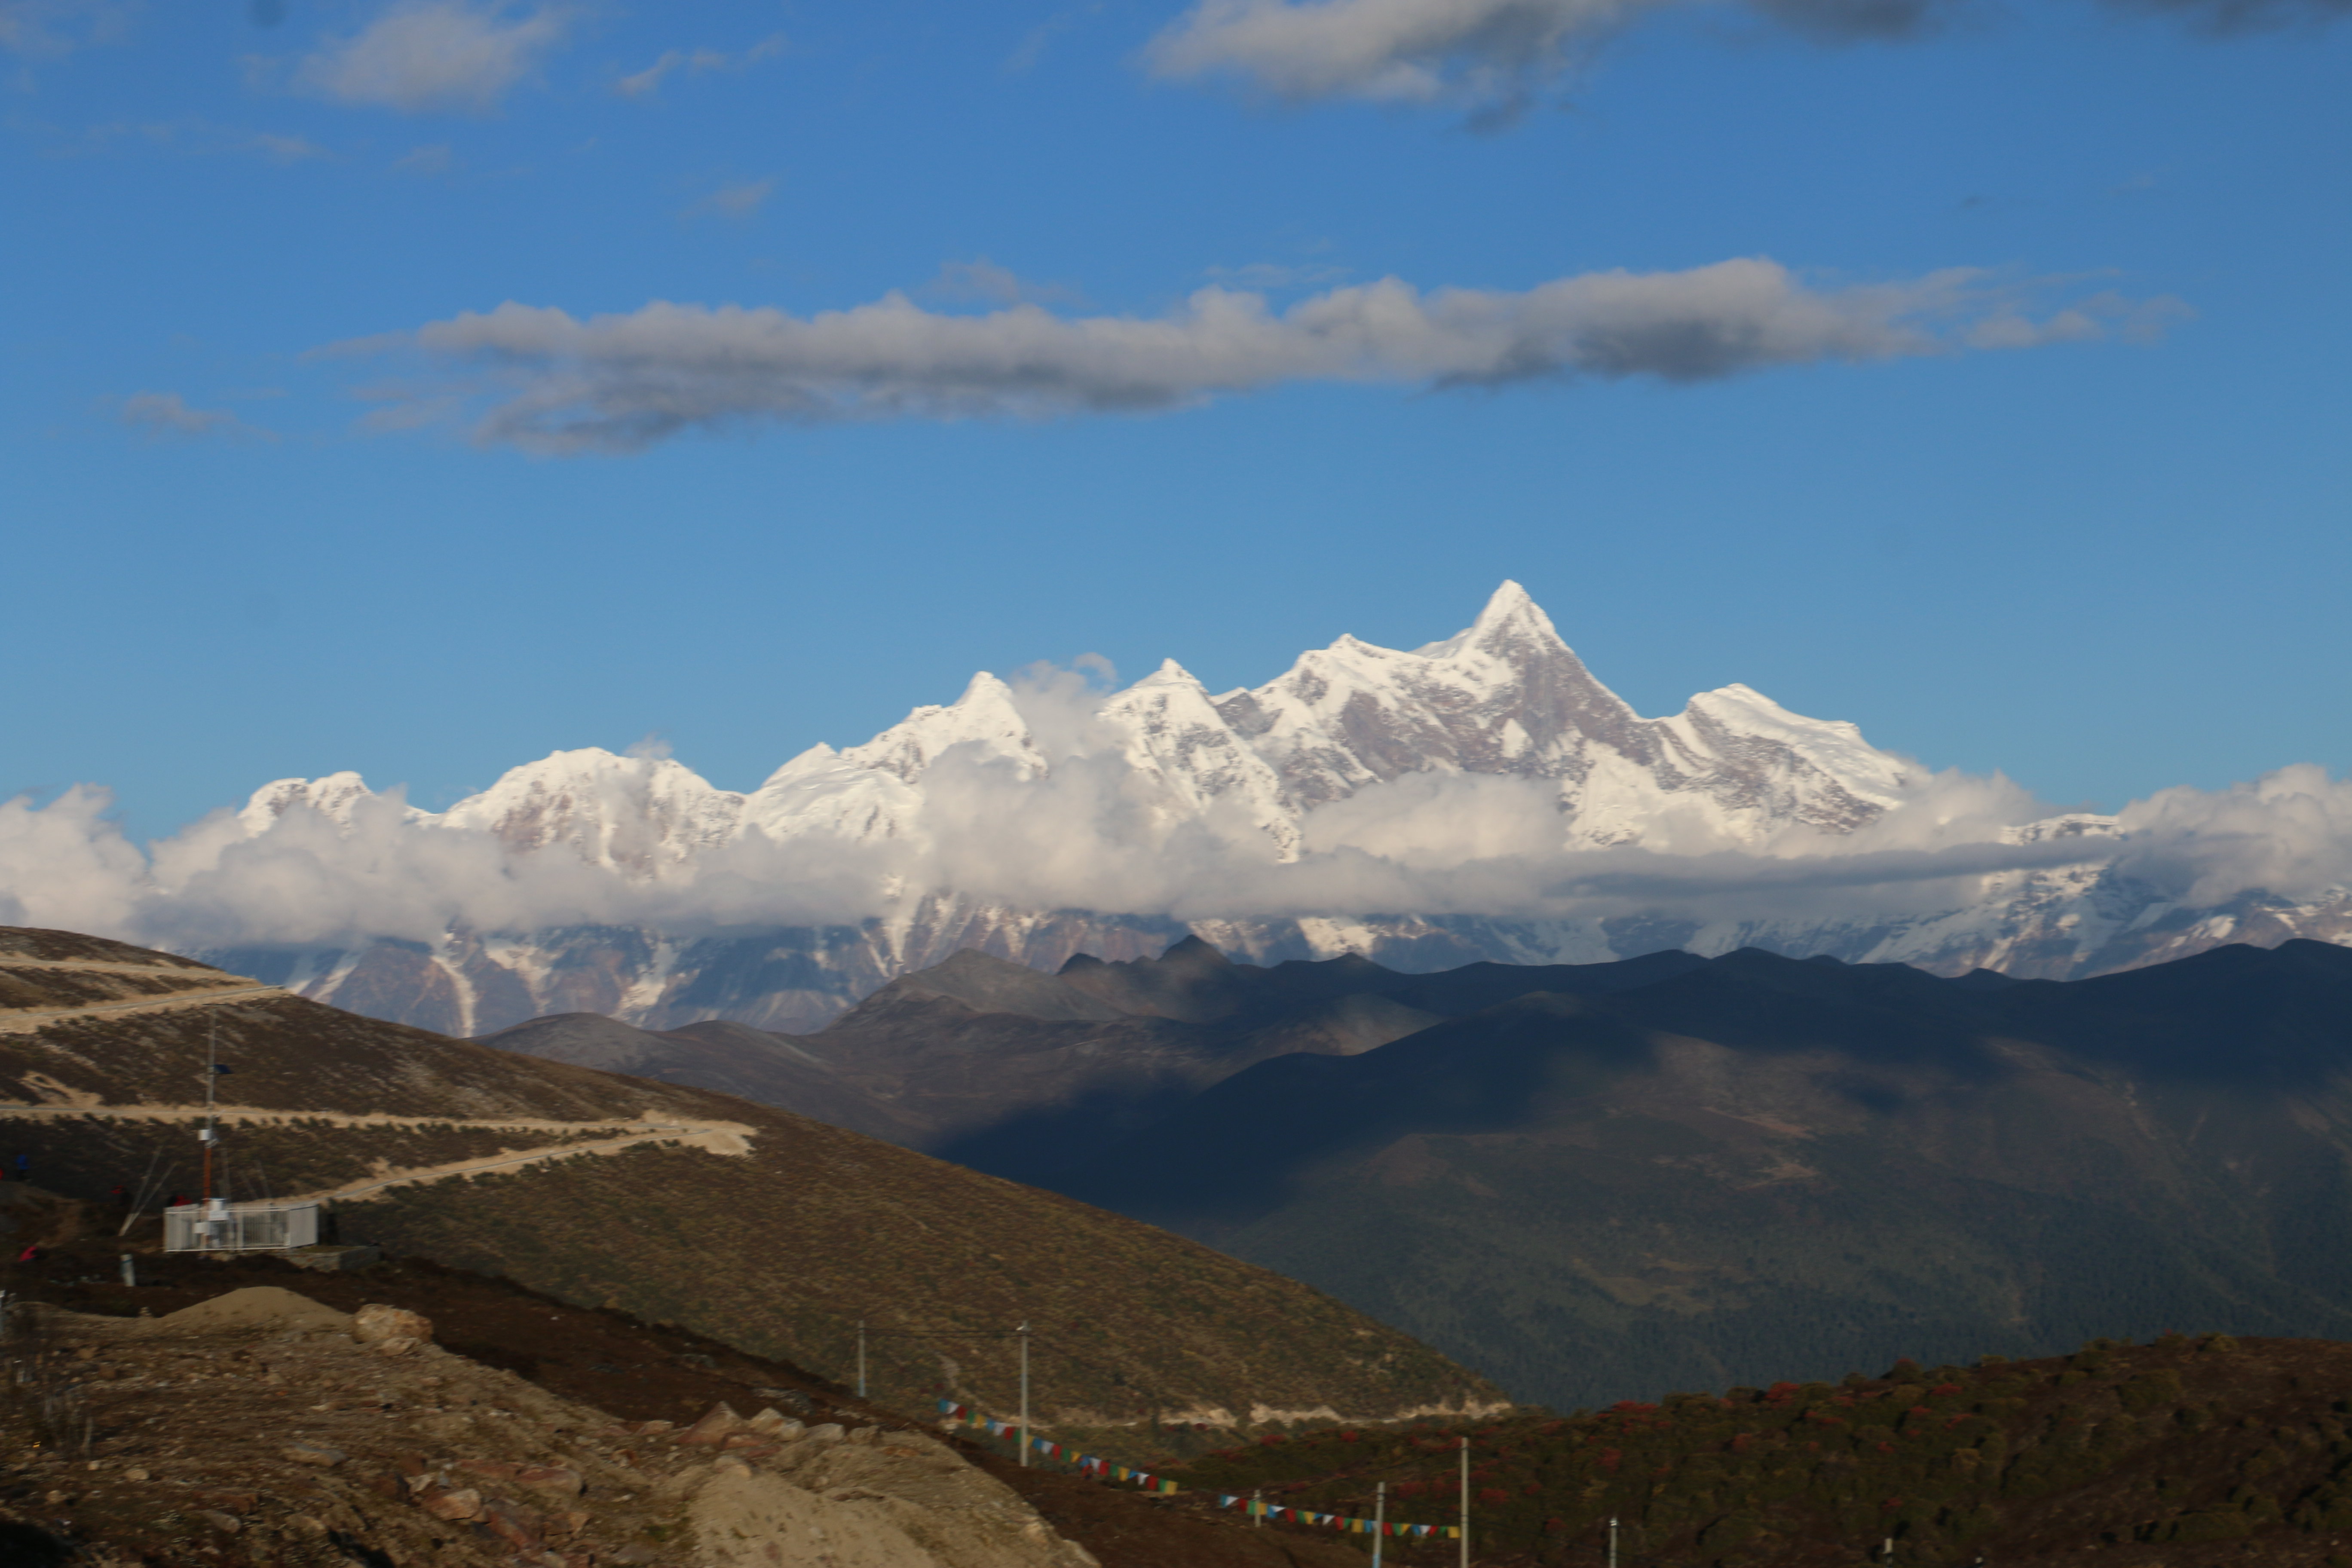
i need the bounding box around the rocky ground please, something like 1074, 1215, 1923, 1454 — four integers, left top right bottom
0, 1283, 1108, 1568
0, 1206, 1368, 1568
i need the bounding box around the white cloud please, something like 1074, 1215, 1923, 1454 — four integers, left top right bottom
297, 1, 570, 115
0, 787, 151, 936
335, 260, 2156, 453
117, 391, 277, 443
2109, 764, 2352, 906
1148, 0, 1669, 106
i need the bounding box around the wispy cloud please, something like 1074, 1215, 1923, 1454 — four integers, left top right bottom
334, 260, 2179, 453
245, 130, 333, 163
49, 119, 333, 164
1005, 4, 1104, 73
0, 0, 134, 60
922, 258, 1087, 308
684, 177, 775, 220
1146, 0, 2347, 113
297, 0, 570, 114
2106, 0, 2351, 32
1204, 260, 1350, 291
393, 142, 455, 175
118, 392, 278, 443
614, 32, 786, 99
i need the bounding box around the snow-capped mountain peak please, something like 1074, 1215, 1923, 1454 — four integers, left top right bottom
433, 748, 745, 873
1410, 577, 1562, 661
237, 771, 381, 834
836, 671, 1045, 784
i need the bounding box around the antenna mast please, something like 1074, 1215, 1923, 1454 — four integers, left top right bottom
199, 1019, 219, 1240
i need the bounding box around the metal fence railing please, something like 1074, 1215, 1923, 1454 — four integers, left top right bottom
163, 1199, 320, 1253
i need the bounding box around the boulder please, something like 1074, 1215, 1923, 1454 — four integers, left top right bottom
678, 1402, 749, 1446
352, 1303, 434, 1345
515, 1464, 584, 1497
286, 1244, 382, 1273
481, 1497, 544, 1551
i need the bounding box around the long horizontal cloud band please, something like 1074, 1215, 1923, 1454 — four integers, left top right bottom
2, 764, 2343, 952
1148, 0, 2351, 108
343, 260, 2165, 453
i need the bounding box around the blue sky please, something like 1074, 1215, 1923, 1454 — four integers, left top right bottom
4, 0, 2346, 839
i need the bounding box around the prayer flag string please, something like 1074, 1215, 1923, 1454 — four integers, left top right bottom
935, 1402, 1461, 1537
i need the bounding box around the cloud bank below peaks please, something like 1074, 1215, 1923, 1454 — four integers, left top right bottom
340, 261, 2174, 452
9, 744, 2352, 956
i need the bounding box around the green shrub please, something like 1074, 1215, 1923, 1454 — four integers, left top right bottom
2118, 1371, 2184, 1412
1696, 1513, 1765, 1550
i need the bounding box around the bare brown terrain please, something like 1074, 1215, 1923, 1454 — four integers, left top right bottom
0, 1197, 1368, 1568
0, 927, 1503, 1457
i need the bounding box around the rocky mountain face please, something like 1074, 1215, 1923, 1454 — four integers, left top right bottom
196, 582, 2352, 1036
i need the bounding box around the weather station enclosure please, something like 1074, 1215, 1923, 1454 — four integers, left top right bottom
163, 1198, 322, 1253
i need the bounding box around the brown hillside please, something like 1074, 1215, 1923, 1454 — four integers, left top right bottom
0, 927, 1503, 1458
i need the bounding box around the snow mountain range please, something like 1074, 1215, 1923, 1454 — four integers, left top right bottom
203, 583, 2352, 1037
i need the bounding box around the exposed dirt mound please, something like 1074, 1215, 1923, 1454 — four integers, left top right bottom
151, 1285, 352, 1335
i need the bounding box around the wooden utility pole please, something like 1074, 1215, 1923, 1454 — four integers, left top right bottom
1017, 1322, 1031, 1467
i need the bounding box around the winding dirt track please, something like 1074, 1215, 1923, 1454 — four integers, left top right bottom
0, 980, 288, 1035
0, 1099, 758, 1202
0, 962, 759, 1202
